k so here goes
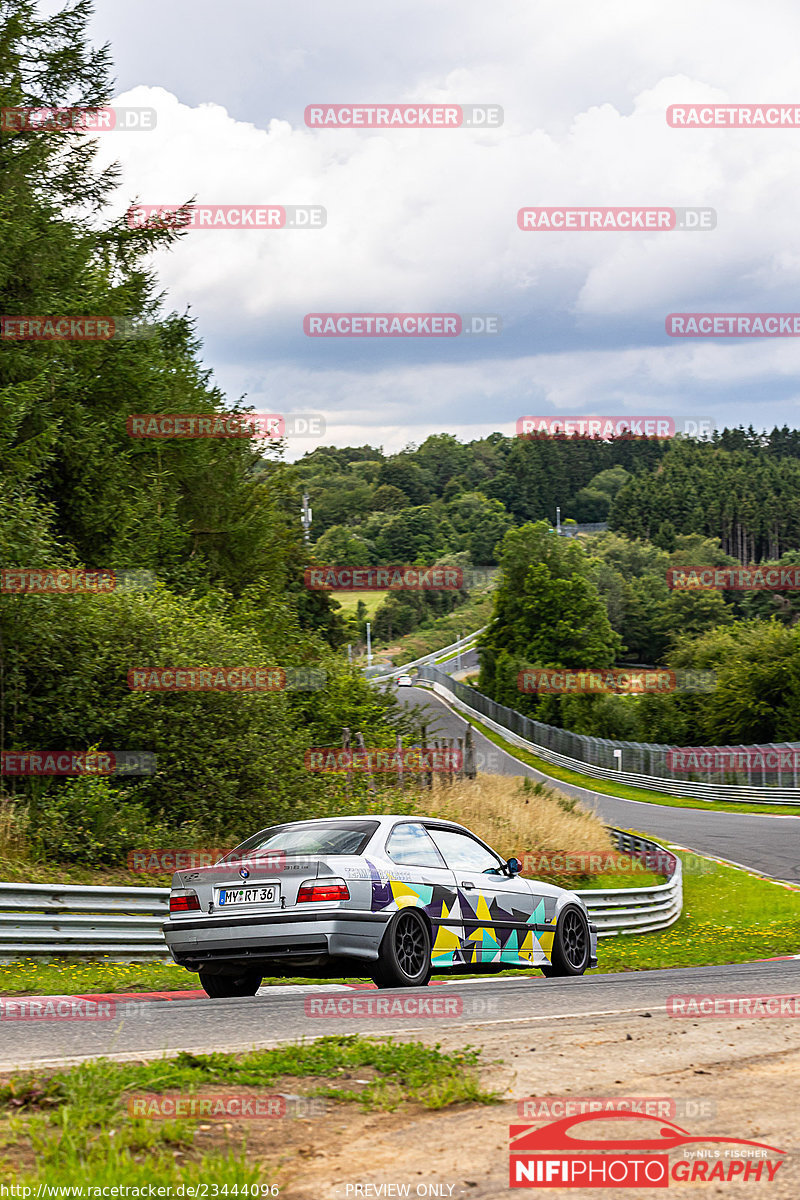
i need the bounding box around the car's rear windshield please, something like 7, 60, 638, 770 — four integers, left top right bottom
222, 820, 379, 860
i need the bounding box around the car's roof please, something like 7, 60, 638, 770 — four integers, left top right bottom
261, 814, 469, 830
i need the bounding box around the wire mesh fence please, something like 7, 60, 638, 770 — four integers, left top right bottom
417, 666, 800, 797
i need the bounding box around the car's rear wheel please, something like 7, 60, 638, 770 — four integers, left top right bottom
199, 969, 262, 997
372, 909, 432, 988
540, 906, 590, 977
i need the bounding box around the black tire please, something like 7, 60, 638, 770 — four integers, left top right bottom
199, 969, 263, 998
540, 906, 590, 977
372, 908, 432, 988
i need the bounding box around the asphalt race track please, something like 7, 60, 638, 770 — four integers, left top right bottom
397, 684, 800, 883
4, 959, 800, 1072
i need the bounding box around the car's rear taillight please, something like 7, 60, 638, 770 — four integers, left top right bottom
170, 889, 201, 913
297, 878, 350, 903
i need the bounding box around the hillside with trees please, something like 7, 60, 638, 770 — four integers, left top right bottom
0, 0, 413, 864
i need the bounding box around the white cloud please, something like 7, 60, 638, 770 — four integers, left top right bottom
81, 0, 800, 448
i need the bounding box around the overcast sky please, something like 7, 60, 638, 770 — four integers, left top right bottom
76, 0, 800, 455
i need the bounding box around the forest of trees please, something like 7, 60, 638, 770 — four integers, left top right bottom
291, 426, 800, 567
0, 0, 415, 861
290, 425, 800, 647
476, 521, 800, 746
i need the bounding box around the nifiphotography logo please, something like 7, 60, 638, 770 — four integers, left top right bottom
509, 1112, 785, 1187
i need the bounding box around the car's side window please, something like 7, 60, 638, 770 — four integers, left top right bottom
427, 828, 502, 873
386, 823, 448, 868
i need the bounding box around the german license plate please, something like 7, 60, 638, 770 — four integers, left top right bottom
216, 885, 279, 907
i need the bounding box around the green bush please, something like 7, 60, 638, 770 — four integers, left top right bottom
25, 775, 161, 866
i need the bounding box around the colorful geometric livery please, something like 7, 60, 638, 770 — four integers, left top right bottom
367, 861, 558, 966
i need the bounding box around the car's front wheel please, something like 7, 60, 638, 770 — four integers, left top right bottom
540, 906, 590, 977
372, 909, 432, 988
199, 969, 263, 997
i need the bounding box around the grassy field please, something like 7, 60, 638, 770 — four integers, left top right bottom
330, 590, 387, 618
593, 851, 800, 972
0, 1037, 497, 1186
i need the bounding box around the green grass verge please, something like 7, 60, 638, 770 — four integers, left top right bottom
0, 959, 403, 995
448, 702, 800, 816
0, 1037, 496, 1185
433, 640, 478, 664
594, 851, 800, 972
381, 591, 494, 662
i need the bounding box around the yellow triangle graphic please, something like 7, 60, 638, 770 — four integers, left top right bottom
433, 925, 462, 954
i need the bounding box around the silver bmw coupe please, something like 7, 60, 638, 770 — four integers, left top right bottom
163, 815, 598, 996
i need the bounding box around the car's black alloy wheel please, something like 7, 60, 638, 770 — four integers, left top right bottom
372, 908, 432, 988
540, 906, 590, 977
199, 969, 263, 997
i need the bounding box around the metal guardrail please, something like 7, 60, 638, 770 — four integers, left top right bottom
577, 829, 682, 936
0, 826, 680, 959
369, 627, 487, 683
0, 882, 170, 959
418, 668, 800, 803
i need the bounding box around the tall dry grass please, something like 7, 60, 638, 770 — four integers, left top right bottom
403, 774, 614, 867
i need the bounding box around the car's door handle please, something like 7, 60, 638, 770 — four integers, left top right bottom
460, 881, 476, 889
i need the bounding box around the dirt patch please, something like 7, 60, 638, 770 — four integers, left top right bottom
5, 1018, 799, 1197
267, 1013, 800, 1199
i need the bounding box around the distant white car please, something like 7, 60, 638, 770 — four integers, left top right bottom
396, 674, 413, 687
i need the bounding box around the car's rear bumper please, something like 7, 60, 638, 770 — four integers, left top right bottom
163, 909, 390, 971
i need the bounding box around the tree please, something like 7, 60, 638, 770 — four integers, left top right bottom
375, 506, 447, 561
371, 484, 408, 512
313, 525, 372, 566
479, 522, 622, 700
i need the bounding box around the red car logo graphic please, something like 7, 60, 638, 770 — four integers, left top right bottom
510, 1111, 785, 1155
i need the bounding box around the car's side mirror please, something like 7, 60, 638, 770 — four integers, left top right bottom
506, 857, 521, 875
